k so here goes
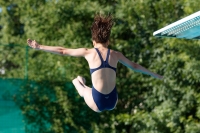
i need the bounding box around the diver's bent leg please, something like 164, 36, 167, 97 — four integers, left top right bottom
72, 76, 100, 112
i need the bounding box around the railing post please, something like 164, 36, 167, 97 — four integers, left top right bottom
24, 46, 28, 80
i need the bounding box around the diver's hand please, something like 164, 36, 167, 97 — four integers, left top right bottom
27, 39, 40, 49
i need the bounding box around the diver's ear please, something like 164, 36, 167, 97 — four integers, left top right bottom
92, 40, 96, 46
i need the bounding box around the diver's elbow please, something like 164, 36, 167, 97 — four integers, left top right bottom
60, 49, 68, 55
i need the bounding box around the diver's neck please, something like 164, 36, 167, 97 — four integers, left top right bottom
94, 43, 107, 49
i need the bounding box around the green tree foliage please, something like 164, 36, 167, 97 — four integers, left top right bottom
1, 0, 200, 132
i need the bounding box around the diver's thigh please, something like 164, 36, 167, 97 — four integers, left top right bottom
83, 87, 101, 113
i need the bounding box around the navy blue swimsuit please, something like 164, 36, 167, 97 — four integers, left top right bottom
90, 48, 118, 111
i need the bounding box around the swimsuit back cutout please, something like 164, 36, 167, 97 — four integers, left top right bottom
90, 48, 116, 74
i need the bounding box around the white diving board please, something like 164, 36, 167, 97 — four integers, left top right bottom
153, 11, 200, 40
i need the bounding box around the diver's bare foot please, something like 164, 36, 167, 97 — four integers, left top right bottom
27, 39, 40, 49
77, 76, 86, 85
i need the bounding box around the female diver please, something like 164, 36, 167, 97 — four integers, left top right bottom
27, 14, 163, 113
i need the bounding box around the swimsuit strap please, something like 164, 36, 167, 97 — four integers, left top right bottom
95, 48, 110, 62
94, 48, 104, 62
105, 49, 110, 62
90, 48, 116, 74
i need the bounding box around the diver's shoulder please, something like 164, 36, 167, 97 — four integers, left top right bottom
110, 49, 122, 56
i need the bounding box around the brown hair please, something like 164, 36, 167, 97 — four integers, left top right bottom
91, 14, 113, 45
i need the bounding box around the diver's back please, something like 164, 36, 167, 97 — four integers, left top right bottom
86, 48, 118, 94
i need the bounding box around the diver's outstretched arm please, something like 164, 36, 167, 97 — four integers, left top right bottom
27, 39, 88, 57
118, 52, 163, 79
